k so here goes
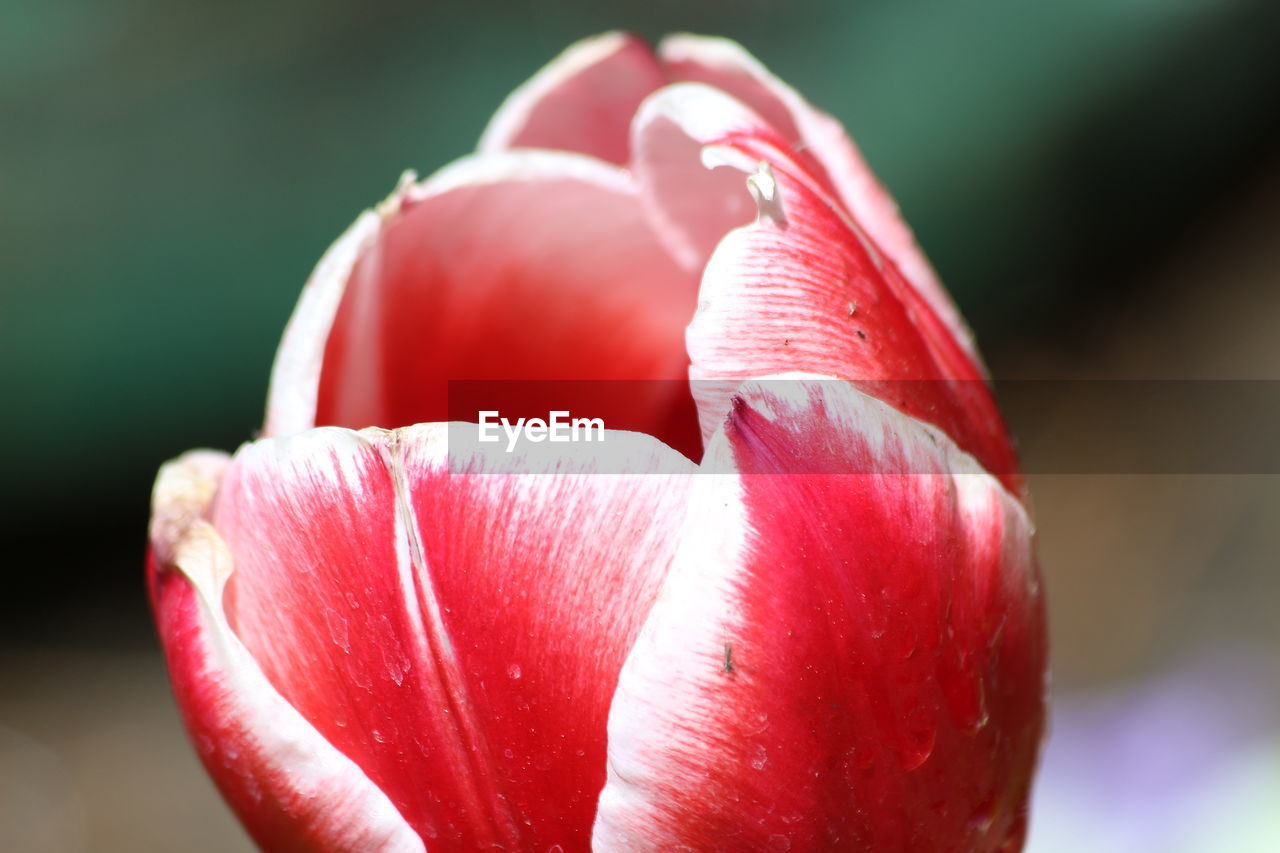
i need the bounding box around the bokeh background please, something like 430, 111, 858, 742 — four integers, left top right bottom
3, 0, 1279, 850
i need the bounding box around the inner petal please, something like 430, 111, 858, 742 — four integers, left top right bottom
314, 154, 701, 460
478, 31, 668, 165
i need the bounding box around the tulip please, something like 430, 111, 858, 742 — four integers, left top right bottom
148, 32, 1046, 852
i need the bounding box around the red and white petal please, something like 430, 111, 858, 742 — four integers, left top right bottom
148, 451, 425, 853
478, 31, 667, 165
628, 82, 762, 272
264, 150, 701, 454
209, 423, 696, 851
630, 83, 1018, 489
657, 33, 980, 368
594, 377, 1046, 852
272, 151, 700, 457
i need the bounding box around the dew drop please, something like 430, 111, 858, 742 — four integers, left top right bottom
967, 793, 996, 836
507, 663, 522, 680
750, 744, 768, 771
325, 607, 350, 654
941, 651, 989, 734
767, 834, 791, 852
893, 704, 937, 770
382, 646, 410, 686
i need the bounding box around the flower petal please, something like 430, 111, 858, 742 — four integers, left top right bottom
478, 31, 667, 165
594, 377, 1045, 852
265, 150, 701, 457
148, 451, 425, 853
658, 33, 980, 367
631, 83, 1018, 490
627, 81, 762, 273
209, 423, 696, 850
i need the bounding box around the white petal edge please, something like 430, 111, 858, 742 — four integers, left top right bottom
631, 81, 885, 280
628, 82, 779, 273
633, 83, 895, 444
658, 33, 984, 370
151, 451, 426, 852
592, 372, 1033, 850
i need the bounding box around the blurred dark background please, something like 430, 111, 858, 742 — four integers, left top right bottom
3, 0, 1279, 850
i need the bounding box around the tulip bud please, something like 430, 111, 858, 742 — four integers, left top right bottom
150, 31, 1045, 852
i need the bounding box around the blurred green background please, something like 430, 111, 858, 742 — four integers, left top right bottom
3, 0, 1279, 850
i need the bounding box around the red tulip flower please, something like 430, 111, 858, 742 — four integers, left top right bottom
148, 32, 1045, 852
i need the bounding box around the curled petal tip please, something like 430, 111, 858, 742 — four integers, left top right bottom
149, 450, 230, 569
747, 161, 787, 227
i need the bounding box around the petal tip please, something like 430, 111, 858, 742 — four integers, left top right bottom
150, 449, 231, 568
478, 30, 661, 161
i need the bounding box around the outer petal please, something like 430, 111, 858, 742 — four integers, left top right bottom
148, 451, 425, 853
478, 31, 667, 165
594, 377, 1046, 852
264, 150, 700, 458
209, 423, 696, 850
631, 84, 1019, 491
657, 33, 980, 367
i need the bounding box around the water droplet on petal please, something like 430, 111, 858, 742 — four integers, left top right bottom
325, 607, 350, 654
507, 663, 522, 680
894, 705, 937, 770
382, 646, 409, 686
